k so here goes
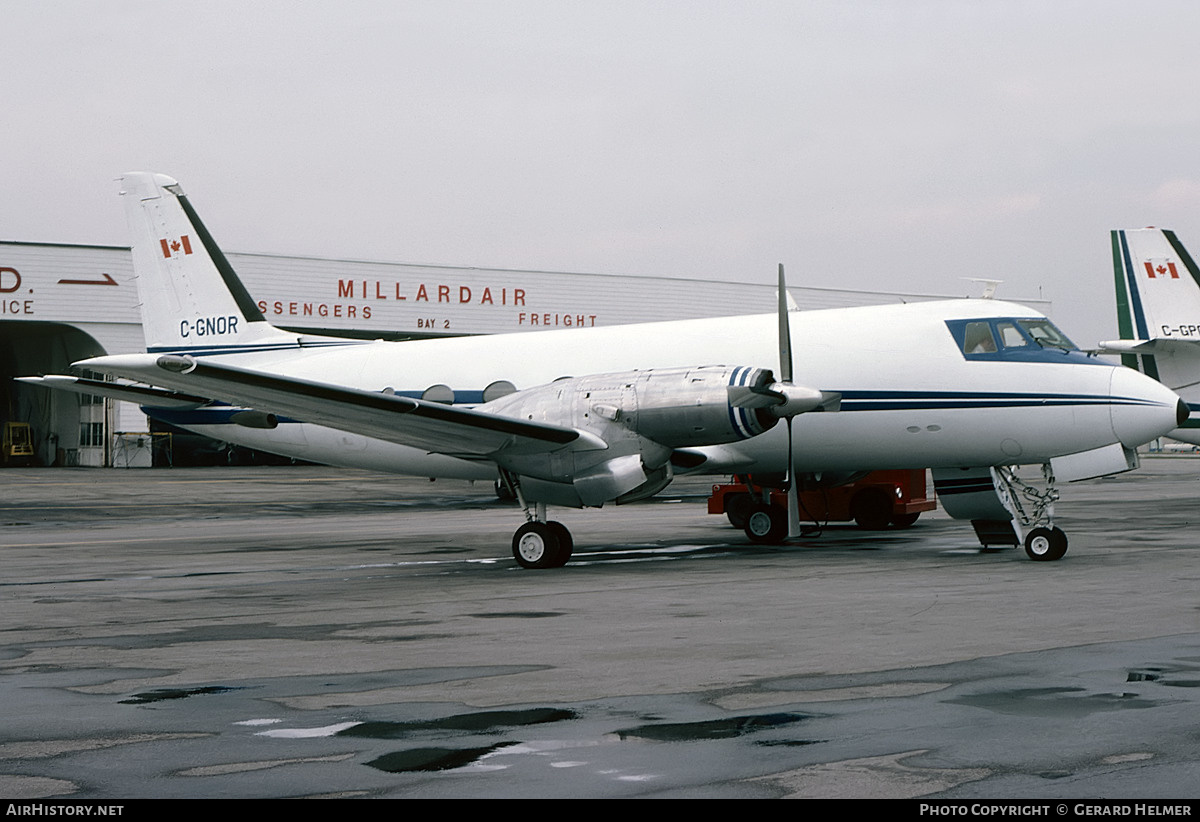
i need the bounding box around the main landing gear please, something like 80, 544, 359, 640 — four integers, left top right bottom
502, 472, 574, 569
744, 501, 789, 544
992, 465, 1068, 561
512, 520, 573, 569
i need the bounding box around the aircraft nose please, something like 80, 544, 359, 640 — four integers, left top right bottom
1109, 366, 1186, 447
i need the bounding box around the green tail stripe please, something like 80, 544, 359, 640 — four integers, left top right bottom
1111, 230, 1141, 370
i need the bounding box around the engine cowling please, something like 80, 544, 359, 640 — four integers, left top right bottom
629, 365, 782, 446
476, 366, 787, 508
483, 365, 782, 450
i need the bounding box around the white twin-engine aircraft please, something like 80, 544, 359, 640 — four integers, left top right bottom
1101, 227, 1200, 446
21, 173, 1187, 568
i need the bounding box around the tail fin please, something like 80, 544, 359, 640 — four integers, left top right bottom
1109, 227, 1200, 392
119, 172, 300, 353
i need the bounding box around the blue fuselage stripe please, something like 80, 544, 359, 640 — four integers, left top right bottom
149, 389, 1154, 429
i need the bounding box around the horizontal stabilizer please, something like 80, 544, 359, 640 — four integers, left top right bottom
1096, 338, 1200, 354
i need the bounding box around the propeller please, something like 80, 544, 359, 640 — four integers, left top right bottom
773, 264, 840, 537
777, 264, 803, 538
726, 264, 840, 538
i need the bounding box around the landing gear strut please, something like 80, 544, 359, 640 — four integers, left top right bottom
502, 472, 574, 569
991, 465, 1069, 561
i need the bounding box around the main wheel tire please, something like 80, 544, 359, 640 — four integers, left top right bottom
850, 489, 892, 530
725, 494, 754, 529
891, 512, 921, 528
545, 521, 573, 568
512, 522, 565, 569
744, 503, 789, 544
1024, 526, 1068, 561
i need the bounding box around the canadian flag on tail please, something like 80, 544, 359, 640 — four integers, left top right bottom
1143, 258, 1179, 279
160, 235, 193, 258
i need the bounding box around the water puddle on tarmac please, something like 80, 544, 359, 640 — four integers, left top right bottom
120, 685, 244, 704
613, 711, 816, 742
339, 707, 577, 737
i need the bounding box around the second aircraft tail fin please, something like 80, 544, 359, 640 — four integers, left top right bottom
1108, 228, 1200, 437
1111, 229, 1200, 351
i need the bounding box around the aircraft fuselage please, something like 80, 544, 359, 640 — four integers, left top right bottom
134, 297, 1180, 481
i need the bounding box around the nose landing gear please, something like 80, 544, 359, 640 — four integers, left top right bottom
992, 465, 1069, 562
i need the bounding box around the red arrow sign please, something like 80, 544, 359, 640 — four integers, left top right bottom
57, 273, 118, 286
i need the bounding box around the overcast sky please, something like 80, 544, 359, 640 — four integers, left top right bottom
5, 0, 1200, 346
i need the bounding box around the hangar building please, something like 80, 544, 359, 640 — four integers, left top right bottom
0, 240, 1049, 467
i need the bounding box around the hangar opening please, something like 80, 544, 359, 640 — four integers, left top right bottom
1, 321, 108, 467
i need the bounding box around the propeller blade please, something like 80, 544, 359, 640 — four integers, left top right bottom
786, 418, 802, 537
778, 262, 803, 538
777, 263, 794, 385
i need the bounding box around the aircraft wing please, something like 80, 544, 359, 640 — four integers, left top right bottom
15, 375, 211, 409
75, 354, 603, 458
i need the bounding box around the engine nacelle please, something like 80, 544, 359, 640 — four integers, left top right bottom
478, 365, 783, 507
483, 365, 780, 450
630, 365, 782, 446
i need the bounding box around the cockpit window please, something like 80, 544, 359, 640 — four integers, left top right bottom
947, 317, 1088, 363
962, 321, 997, 354
1017, 319, 1077, 351
996, 322, 1030, 348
